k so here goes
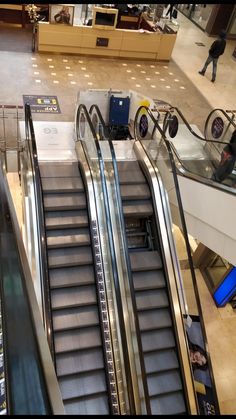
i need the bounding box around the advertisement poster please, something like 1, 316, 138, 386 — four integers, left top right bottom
185, 314, 220, 415
23, 95, 61, 113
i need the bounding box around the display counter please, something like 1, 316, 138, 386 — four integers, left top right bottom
37, 22, 177, 61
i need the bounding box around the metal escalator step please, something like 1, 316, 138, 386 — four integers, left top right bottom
47, 228, 90, 249
141, 329, 175, 352
56, 347, 105, 377
41, 177, 83, 193
64, 394, 109, 415
139, 308, 172, 331
51, 284, 97, 310
50, 265, 95, 289
123, 201, 153, 217
144, 349, 179, 374
136, 289, 169, 311
147, 370, 183, 397
43, 192, 86, 211
59, 370, 107, 401
52, 305, 99, 332
48, 246, 93, 268
54, 326, 102, 354
39, 162, 80, 178
117, 161, 146, 185
133, 270, 165, 291
130, 250, 162, 271
150, 391, 186, 415
45, 210, 88, 230
120, 184, 151, 201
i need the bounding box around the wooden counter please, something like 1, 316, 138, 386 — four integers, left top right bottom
38, 22, 177, 61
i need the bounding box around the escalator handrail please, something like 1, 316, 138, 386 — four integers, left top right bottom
24, 103, 55, 359
204, 108, 236, 140
164, 106, 235, 146
75, 104, 136, 414
134, 105, 220, 413
89, 104, 151, 414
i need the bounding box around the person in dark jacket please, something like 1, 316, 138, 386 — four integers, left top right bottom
211, 130, 236, 183
198, 30, 227, 82
165, 4, 176, 20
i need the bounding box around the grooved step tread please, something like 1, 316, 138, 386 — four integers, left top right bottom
133, 270, 166, 291
52, 305, 99, 332
150, 391, 186, 415
45, 210, 88, 230
51, 284, 97, 310
47, 228, 90, 249
144, 349, 179, 375
136, 289, 169, 311
123, 201, 153, 217
120, 184, 151, 201
50, 265, 95, 289
56, 347, 105, 377
59, 369, 107, 401
142, 329, 175, 353
130, 250, 162, 271
39, 162, 80, 178
117, 161, 146, 185
138, 308, 172, 331
43, 193, 86, 211
48, 246, 93, 268
64, 393, 109, 415
147, 369, 183, 397
54, 326, 102, 354
41, 177, 84, 193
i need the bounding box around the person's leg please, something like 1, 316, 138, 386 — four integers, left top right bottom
211, 58, 218, 82
199, 55, 212, 75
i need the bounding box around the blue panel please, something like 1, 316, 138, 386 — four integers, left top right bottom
109, 96, 130, 126
213, 267, 236, 306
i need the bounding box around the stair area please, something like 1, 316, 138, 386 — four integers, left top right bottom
39, 161, 110, 415
117, 160, 188, 415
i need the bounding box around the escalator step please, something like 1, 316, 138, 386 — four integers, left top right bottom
41, 177, 83, 193
136, 289, 169, 311
147, 370, 183, 397
144, 349, 179, 374
120, 184, 151, 200
54, 326, 102, 354
150, 391, 186, 415
56, 347, 105, 377
130, 250, 162, 271
43, 192, 86, 211
51, 284, 97, 310
39, 162, 80, 178
117, 161, 146, 184
52, 305, 99, 332
138, 308, 172, 331
50, 265, 95, 289
141, 329, 175, 352
48, 246, 93, 268
45, 210, 88, 230
47, 228, 90, 249
133, 270, 166, 291
64, 393, 109, 415
59, 370, 107, 401
123, 201, 153, 217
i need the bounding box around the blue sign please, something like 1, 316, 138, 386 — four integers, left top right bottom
213, 266, 236, 306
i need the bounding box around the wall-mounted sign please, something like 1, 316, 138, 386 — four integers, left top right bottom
139, 114, 148, 138
168, 114, 179, 138
211, 117, 224, 139
96, 37, 109, 47
23, 95, 61, 113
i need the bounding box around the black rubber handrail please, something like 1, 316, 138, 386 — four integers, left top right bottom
134, 105, 220, 415
89, 104, 151, 414
24, 103, 55, 360
76, 104, 136, 415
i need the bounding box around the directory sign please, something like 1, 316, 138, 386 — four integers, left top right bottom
23, 95, 61, 113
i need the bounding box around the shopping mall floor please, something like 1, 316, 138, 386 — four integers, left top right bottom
1, 9, 236, 415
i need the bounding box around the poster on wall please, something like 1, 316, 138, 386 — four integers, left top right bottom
23, 95, 61, 113
185, 314, 220, 415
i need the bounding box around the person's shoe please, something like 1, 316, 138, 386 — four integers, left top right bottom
211, 78, 215, 83
198, 71, 205, 76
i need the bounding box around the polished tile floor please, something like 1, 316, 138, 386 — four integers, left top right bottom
2, 9, 236, 414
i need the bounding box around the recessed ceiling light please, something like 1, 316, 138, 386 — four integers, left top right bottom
146, 77, 151, 81
81, 67, 86, 70
65, 66, 71, 69
160, 78, 165, 81
174, 79, 179, 82
32, 64, 38, 67
155, 71, 160, 74
165, 85, 171, 89
151, 85, 156, 88
122, 63, 127, 66
53, 80, 59, 84
180, 86, 185, 89
136, 84, 141, 87
70, 81, 76, 84
34, 71, 39, 75
150, 65, 155, 68
51, 72, 56, 76
141, 70, 146, 73
49, 65, 54, 68
63, 59, 68, 62
47, 58, 53, 62
35, 79, 41, 83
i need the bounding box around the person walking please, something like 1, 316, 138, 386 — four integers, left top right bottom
198, 30, 227, 83
165, 4, 176, 20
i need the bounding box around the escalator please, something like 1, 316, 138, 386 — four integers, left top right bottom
40, 161, 111, 414
116, 159, 189, 415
